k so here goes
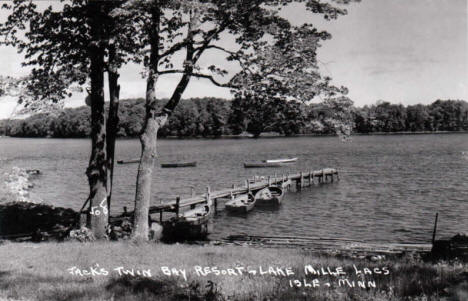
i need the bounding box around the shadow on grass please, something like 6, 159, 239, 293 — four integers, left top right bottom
105, 276, 224, 301
0, 270, 99, 301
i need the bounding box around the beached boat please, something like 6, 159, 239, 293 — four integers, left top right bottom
225, 193, 256, 213
254, 186, 284, 206
162, 204, 211, 240
263, 157, 298, 163
161, 162, 197, 168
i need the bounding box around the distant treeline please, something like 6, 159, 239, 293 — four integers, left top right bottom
1, 98, 467, 138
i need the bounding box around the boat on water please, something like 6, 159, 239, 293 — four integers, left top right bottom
244, 157, 297, 168
278, 178, 292, 190
161, 161, 197, 168
244, 162, 288, 168
162, 204, 211, 240
263, 157, 298, 163
225, 193, 256, 214
117, 159, 140, 164
254, 186, 284, 206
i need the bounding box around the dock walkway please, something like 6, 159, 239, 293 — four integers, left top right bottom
110, 168, 338, 221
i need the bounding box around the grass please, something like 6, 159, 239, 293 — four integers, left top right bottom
0, 241, 466, 301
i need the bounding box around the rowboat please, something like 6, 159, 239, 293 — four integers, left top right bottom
244, 162, 287, 168
162, 204, 212, 241
117, 159, 140, 164
225, 193, 256, 213
254, 186, 284, 206
278, 179, 292, 190
181, 205, 211, 225
161, 162, 197, 168
263, 157, 298, 163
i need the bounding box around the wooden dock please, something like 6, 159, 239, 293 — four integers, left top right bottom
110, 168, 338, 222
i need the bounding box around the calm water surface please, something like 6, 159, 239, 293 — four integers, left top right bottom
1, 134, 467, 243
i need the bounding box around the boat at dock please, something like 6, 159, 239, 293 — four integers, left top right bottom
225, 193, 256, 214
161, 161, 197, 168
162, 204, 211, 240
263, 157, 298, 163
254, 186, 284, 206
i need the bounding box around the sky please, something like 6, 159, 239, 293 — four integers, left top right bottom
0, 0, 467, 119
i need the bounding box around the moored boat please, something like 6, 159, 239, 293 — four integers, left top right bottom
254, 186, 284, 206
117, 159, 140, 164
263, 157, 298, 163
162, 204, 211, 240
244, 162, 287, 168
161, 161, 197, 168
225, 193, 256, 213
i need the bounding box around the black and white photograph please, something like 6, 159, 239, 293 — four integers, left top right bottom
0, 0, 467, 300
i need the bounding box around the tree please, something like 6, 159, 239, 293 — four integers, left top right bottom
124, 0, 359, 240
0, 0, 136, 238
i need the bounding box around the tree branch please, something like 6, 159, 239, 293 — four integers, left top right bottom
191, 72, 238, 89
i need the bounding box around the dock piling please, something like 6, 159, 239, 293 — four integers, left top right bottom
432, 212, 439, 244
175, 196, 180, 218
190, 186, 195, 197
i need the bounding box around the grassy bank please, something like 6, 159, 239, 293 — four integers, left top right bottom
0, 241, 467, 301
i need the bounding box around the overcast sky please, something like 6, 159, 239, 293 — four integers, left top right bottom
0, 0, 466, 119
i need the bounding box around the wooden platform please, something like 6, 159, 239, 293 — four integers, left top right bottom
110, 168, 338, 222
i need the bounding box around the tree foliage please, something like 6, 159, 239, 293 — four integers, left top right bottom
3, 98, 468, 138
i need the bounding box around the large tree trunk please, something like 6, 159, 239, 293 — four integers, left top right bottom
86, 1, 108, 239
106, 43, 120, 216
131, 5, 197, 241
131, 3, 162, 242
131, 73, 166, 241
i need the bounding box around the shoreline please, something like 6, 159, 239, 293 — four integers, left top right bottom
1, 130, 467, 140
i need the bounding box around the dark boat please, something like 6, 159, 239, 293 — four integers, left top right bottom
244, 162, 287, 168
162, 204, 211, 241
254, 186, 284, 206
225, 193, 256, 214
161, 162, 197, 168
117, 159, 140, 164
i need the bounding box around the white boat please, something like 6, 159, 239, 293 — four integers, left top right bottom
254, 187, 284, 206
263, 157, 298, 163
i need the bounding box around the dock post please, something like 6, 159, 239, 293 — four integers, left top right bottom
206, 186, 213, 213
175, 196, 180, 218
268, 176, 271, 186
274, 173, 277, 184
432, 212, 439, 244
190, 186, 195, 197
300, 172, 304, 188
309, 170, 313, 185
246, 179, 250, 192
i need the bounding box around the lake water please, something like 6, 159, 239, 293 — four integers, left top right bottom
1, 134, 467, 243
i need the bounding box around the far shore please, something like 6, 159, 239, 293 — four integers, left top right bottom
1, 130, 468, 140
